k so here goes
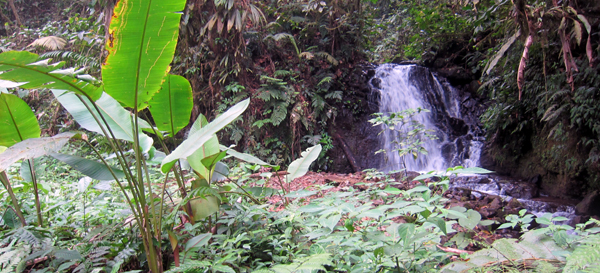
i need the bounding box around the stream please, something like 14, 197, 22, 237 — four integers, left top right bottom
369, 63, 578, 224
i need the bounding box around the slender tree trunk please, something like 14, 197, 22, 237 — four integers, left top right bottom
7, 0, 21, 26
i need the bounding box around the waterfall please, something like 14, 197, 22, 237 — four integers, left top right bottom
369, 63, 483, 172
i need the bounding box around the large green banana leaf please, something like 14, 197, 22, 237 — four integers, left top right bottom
49, 152, 125, 181
186, 114, 220, 180
102, 0, 186, 110
148, 74, 193, 137
285, 144, 322, 183
52, 89, 153, 152
161, 98, 249, 173
0, 93, 40, 147
0, 51, 102, 101
0, 132, 76, 172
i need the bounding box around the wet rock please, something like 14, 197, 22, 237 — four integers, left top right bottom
448, 117, 469, 135
576, 191, 600, 216
499, 180, 539, 199
370, 78, 382, 89
477, 177, 491, 184
435, 67, 474, 85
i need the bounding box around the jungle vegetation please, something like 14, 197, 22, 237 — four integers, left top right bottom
0, 0, 598, 272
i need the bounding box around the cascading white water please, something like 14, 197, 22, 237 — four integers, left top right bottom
370, 63, 483, 172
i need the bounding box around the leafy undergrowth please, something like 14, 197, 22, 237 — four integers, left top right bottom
1, 154, 600, 272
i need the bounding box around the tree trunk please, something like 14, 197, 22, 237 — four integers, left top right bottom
7, 0, 21, 26
333, 133, 360, 173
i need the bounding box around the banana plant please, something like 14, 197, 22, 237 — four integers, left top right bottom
0, 92, 41, 227
0, 0, 254, 271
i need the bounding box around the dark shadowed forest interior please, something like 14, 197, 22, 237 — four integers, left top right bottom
0, 0, 599, 272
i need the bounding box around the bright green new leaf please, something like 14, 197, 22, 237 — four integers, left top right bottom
102, 0, 186, 109
201, 151, 227, 170
148, 74, 193, 136
52, 89, 153, 152
49, 152, 125, 181
0, 51, 102, 100
285, 144, 322, 183
186, 114, 220, 179
0, 93, 40, 147
162, 98, 249, 173
0, 132, 75, 172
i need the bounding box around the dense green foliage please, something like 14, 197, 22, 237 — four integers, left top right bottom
0, 0, 599, 272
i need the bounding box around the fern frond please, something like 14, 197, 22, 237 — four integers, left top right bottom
318, 76, 332, 87
265, 33, 300, 56
165, 260, 211, 273
314, 52, 339, 66
40, 50, 100, 70
564, 233, 600, 272
541, 104, 568, 122
0, 244, 28, 273
274, 70, 291, 78
87, 246, 110, 259
16, 228, 41, 246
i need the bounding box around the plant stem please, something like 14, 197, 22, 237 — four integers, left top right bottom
28, 159, 43, 227
0, 172, 26, 226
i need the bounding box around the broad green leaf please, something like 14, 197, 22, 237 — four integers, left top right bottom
0, 132, 75, 172
0, 51, 102, 100
187, 114, 220, 179
211, 161, 229, 182
284, 190, 316, 198
427, 217, 447, 235
49, 152, 125, 181
78, 177, 92, 193
413, 173, 437, 181
220, 144, 275, 167
212, 265, 235, 273
285, 144, 321, 183
162, 98, 249, 172
2, 207, 22, 229
148, 74, 193, 136
201, 151, 227, 170
54, 249, 83, 261
103, 0, 186, 109
185, 233, 212, 251
383, 186, 402, 194
0, 93, 40, 147
321, 213, 341, 232
441, 230, 564, 272
459, 209, 482, 230
398, 223, 416, 242
189, 196, 220, 221
0, 146, 6, 153
20, 159, 45, 182
448, 167, 494, 175
52, 89, 153, 152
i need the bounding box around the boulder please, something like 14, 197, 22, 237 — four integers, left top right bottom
576, 191, 600, 216
500, 180, 539, 199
